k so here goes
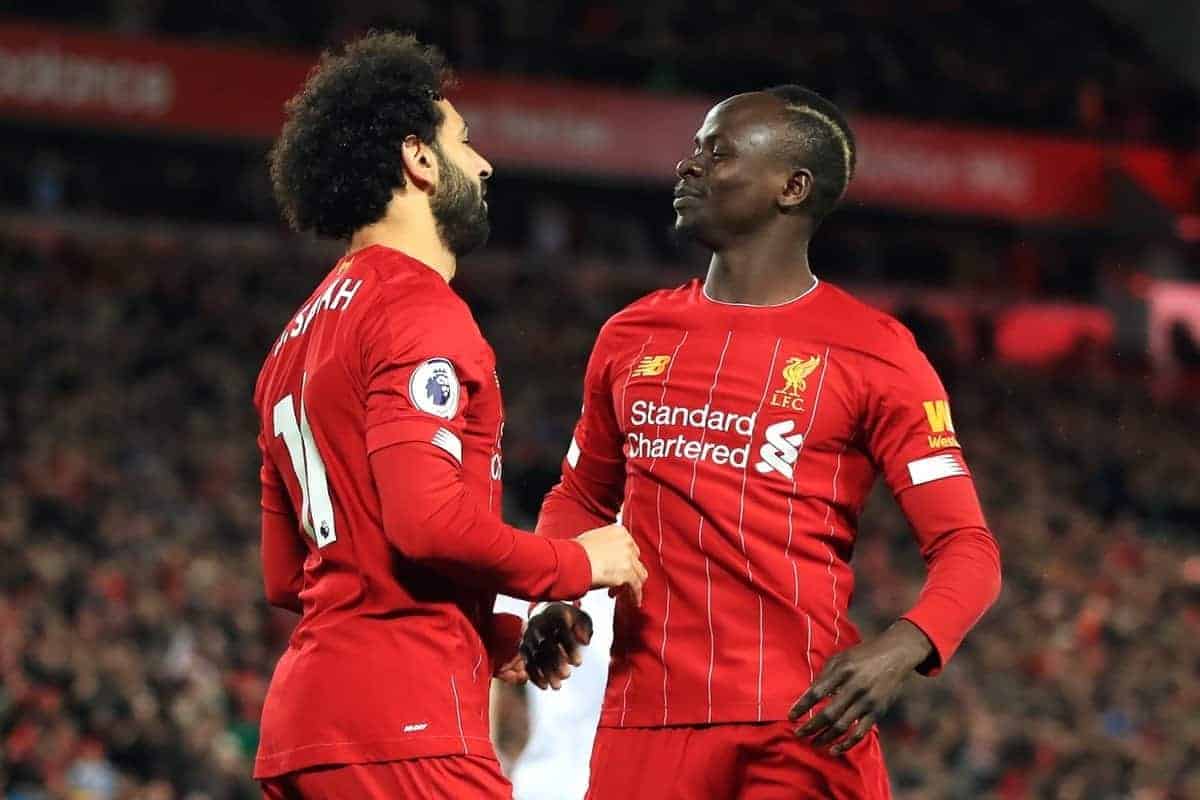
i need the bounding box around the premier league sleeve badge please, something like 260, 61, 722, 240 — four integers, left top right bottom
409, 358, 461, 419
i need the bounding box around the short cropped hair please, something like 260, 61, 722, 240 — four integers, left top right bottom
764, 85, 857, 223
269, 33, 451, 240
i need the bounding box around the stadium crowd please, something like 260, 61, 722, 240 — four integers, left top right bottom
0, 225, 1197, 800
8, 0, 1197, 144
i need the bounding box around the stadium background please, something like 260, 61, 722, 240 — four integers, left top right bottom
2, 2, 1199, 798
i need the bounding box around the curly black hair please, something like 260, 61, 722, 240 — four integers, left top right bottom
764, 85, 857, 225
269, 33, 452, 240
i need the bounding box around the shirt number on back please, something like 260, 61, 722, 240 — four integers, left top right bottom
272, 380, 337, 548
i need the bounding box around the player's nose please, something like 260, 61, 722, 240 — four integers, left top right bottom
477, 153, 494, 181
676, 155, 702, 179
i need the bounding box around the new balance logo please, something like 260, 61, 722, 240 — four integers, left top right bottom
755, 420, 804, 479
631, 355, 672, 378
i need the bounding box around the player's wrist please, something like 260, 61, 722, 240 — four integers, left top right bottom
887, 619, 936, 669
548, 538, 592, 598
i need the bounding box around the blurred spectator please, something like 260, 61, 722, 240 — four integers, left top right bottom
1, 3, 1198, 798
0, 225, 1197, 798
8, 0, 1196, 143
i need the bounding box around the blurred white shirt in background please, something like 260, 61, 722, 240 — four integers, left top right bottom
503, 590, 615, 800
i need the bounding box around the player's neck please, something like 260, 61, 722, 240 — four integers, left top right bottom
703, 238, 815, 307
348, 210, 457, 283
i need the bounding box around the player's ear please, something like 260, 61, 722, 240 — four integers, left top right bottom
400, 135, 438, 192
779, 168, 813, 213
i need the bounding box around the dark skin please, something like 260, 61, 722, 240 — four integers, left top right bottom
674, 91, 820, 306
521, 603, 594, 691
522, 92, 935, 755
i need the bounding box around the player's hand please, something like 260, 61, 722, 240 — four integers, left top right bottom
494, 653, 528, 686
520, 603, 594, 691
575, 524, 648, 607
788, 620, 933, 755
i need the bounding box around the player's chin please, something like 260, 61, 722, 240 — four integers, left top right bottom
672, 212, 709, 243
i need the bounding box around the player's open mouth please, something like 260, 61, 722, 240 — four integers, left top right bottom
673, 195, 701, 208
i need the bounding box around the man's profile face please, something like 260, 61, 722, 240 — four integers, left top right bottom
673, 93, 793, 248
429, 100, 493, 257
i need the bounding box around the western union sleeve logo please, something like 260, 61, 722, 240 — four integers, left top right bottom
631, 355, 672, 378
922, 400, 955, 433
922, 400, 959, 448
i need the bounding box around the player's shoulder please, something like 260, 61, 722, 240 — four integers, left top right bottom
357, 247, 480, 340
818, 281, 922, 363
359, 246, 461, 310
597, 280, 697, 341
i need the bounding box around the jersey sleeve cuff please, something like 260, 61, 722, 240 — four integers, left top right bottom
899, 610, 955, 676
546, 539, 592, 599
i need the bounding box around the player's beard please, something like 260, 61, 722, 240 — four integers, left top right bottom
430, 146, 490, 257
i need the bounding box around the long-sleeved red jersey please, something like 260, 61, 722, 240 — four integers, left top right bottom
252, 245, 589, 778
538, 278, 1001, 729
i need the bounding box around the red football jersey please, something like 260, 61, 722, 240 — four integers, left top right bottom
252, 245, 587, 778
539, 278, 996, 728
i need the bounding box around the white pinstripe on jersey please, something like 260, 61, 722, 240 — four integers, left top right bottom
616, 336, 653, 726
823, 442, 849, 646
449, 675, 468, 754
650, 331, 690, 725
803, 614, 816, 721
783, 347, 832, 608
688, 331, 734, 497
756, 595, 765, 721
734, 337, 782, 720
791, 348, 832, 675
690, 330, 734, 723
737, 337, 783, 584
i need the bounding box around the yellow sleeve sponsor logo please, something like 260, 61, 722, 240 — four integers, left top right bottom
631, 355, 672, 378
922, 399, 955, 432
927, 433, 960, 448
922, 399, 960, 448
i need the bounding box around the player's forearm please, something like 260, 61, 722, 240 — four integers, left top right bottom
900, 526, 1001, 674
536, 474, 616, 539
416, 492, 591, 598
261, 508, 305, 613
896, 477, 1001, 674
371, 444, 591, 600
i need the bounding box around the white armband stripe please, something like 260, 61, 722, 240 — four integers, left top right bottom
432, 427, 463, 463
907, 453, 967, 486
